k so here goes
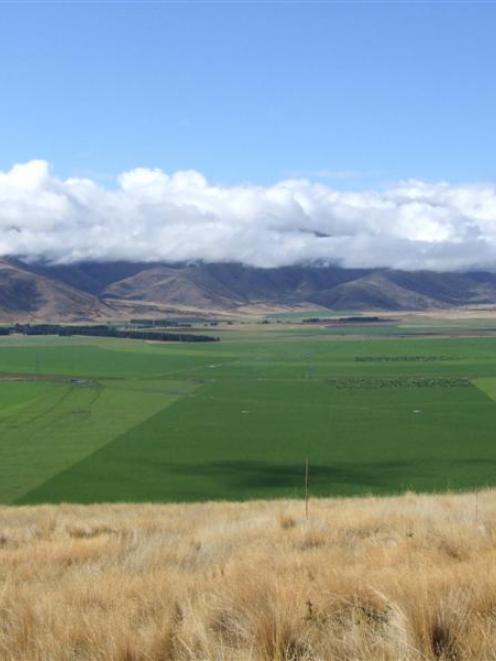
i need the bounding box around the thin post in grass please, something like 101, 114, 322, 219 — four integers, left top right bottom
305, 457, 309, 520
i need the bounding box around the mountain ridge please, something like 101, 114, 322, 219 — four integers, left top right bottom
3, 258, 496, 320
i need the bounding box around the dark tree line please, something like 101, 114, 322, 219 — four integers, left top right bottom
6, 324, 219, 343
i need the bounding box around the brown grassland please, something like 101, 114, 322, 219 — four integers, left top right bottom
1, 491, 496, 660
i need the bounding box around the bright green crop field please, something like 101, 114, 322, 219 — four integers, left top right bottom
2, 320, 496, 504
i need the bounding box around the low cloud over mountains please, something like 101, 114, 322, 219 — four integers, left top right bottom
1, 160, 496, 272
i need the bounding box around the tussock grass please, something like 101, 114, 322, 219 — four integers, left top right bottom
1, 491, 496, 659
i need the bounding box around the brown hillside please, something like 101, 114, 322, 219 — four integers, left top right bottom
5, 259, 496, 319
0, 259, 109, 321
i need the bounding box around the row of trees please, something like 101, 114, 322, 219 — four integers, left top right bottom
3, 324, 220, 343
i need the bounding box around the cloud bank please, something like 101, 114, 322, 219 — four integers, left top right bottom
1, 160, 496, 271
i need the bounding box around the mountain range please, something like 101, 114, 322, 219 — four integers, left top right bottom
2, 257, 496, 320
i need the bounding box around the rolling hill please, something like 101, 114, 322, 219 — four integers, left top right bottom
0, 258, 109, 321
3, 257, 496, 319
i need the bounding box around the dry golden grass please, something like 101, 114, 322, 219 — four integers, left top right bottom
1, 491, 496, 660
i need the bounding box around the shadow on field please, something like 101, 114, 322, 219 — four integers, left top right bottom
168, 460, 409, 491
18, 457, 496, 504
167, 457, 496, 494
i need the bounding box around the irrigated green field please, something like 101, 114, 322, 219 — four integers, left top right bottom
2, 319, 496, 504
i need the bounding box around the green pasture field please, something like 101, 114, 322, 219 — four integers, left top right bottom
2, 319, 496, 504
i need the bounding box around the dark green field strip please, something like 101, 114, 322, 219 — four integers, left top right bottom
192, 360, 496, 383
19, 378, 496, 504
212, 336, 496, 363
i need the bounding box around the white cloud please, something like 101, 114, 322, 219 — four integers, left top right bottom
1, 160, 496, 271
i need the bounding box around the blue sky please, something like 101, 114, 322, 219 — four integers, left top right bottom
1, 1, 496, 188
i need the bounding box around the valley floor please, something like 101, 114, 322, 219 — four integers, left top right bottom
1, 491, 496, 660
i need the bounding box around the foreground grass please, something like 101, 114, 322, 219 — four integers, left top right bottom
1, 492, 496, 659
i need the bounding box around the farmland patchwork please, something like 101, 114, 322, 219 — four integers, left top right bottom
2, 326, 496, 504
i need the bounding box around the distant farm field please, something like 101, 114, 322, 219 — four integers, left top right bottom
2, 320, 496, 504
